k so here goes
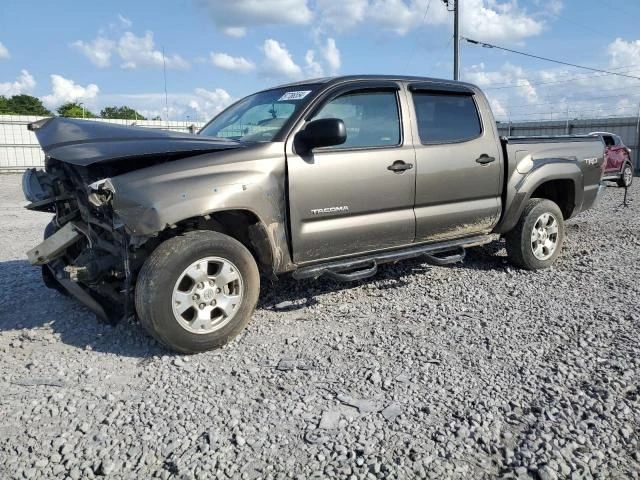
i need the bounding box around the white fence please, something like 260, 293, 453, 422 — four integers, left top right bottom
0, 115, 205, 173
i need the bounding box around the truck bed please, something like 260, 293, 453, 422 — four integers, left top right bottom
495, 134, 605, 233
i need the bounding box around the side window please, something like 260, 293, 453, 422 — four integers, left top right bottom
412, 92, 482, 143
602, 135, 614, 147
311, 90, 401, 149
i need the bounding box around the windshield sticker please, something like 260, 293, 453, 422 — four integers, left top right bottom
278, 90, 312, 101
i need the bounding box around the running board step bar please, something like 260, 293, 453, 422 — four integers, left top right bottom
293, 234, 493, 281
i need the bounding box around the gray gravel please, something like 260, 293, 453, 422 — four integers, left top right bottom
1, 173, 639, 479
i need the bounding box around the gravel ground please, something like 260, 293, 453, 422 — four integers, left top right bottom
0, 173, 638, 480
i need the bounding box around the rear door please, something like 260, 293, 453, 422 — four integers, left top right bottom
407, 85, 502, 242
286, 82, 416, 263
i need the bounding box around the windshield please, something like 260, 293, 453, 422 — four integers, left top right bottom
199, 86, 319, 142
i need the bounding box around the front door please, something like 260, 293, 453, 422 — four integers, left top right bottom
286, 85, 416, 263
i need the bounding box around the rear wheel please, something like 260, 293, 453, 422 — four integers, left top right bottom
135, 231, 260, 353
618, 163, 633, 188
505, 198, 565, 270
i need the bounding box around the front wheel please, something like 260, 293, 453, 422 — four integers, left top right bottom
618, 163, 634, 188
505, 198, 565, 270
135, 231, 260, 353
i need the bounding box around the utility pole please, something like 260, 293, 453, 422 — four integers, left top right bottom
443, 0, 459, 80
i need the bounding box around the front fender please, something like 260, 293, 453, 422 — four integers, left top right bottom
105, 144, 293, 272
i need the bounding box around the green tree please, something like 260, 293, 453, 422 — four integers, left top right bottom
0, 94, 52, 116
57, 102, 97, 118
100, 105, 146, 120
0, 96, 10, 114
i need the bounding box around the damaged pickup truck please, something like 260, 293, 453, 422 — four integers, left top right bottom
23, 75, 605, 353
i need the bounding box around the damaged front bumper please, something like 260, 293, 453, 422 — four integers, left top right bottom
22, 165, 139, 323
26, 221, 82, 265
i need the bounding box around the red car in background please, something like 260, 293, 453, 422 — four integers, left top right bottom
590, 132, 634, 187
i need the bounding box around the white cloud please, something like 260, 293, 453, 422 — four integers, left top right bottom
261, 39, 303, 79
367, 0, 427, 35
460, 0, 543, 44
489, 98, 507, 118
197, 0, 312, 36
316, 0, 543, 43
71, 37, 115, 67
72, 17, 189, 71
42, 75, 99, 108
193, 87, 233, 116
321, 38, 341, 73
118, 31, 189, 70
223, 27, 247, 38
0, 70, 36, 96
210, 52, 255, 73
102, 87, 233, 121
463, 54, 640, 122
304, 50, 324, 77
302, 37, 341, 77
117, 14, 133, 28
315, 0, 367, 31
0, 41, 10, 59
607, 38, 640, 69
534, 0, 563, 15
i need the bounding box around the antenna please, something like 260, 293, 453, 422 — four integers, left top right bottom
162, 46, 169, 124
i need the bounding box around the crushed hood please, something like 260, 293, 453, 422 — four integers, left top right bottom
29, 117, 242, 166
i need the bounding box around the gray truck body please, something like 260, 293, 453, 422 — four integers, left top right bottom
23, 75, 605, 321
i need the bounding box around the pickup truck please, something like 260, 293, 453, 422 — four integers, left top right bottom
22, 75, 605, 353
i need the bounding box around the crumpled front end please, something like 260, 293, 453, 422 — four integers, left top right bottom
22, 159, 155, 322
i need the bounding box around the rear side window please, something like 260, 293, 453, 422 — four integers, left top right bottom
602, 135, 614, 146
412, 92, 481, 143
311, 90, 401, 149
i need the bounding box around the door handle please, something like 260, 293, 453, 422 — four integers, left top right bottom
476, 154, 495, 165
387, 160, 414, 173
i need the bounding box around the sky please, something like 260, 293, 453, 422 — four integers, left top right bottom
1, 0, 640, 122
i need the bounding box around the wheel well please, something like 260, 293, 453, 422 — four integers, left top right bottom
171, 210, 274, 270
530, 179, 576, 219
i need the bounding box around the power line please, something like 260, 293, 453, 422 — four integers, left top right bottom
548, 12, 612, 39
463, 37, 640, 81
484, 66, 640, 90
495, 105, 638, 120
504, 89, 640, 111
403, 0, 434, 72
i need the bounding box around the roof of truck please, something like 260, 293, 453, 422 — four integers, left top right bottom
269, 75, 478, 91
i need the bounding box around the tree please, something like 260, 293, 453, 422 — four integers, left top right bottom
100, 105, 146, 120
0, 94, 52, 116
57, 102, 97, 118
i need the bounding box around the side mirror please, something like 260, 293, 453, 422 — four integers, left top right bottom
295, 118, 347, 151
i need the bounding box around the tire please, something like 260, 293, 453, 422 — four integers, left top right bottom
505, 198, 565, 271
135, 231, 260, 353
617, 162, 634, 188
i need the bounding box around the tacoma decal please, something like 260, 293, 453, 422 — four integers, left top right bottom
310, 206, 349, 215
